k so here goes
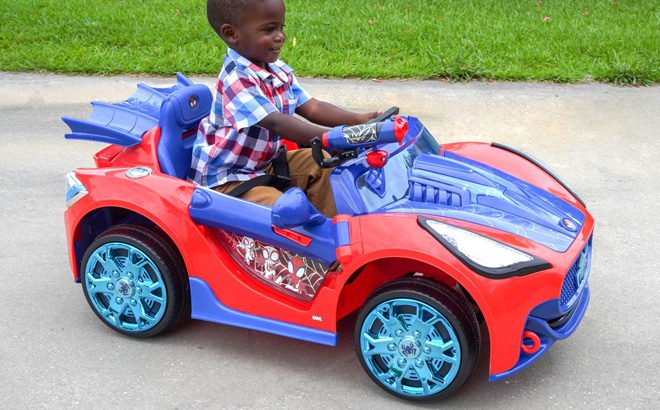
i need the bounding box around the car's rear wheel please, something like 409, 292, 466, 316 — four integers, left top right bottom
80, 224, 189, 338
354, 278, 480, 401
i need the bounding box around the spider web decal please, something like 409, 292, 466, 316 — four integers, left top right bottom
215, 230, 330, 302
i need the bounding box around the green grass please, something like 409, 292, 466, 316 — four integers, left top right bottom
1, 0, 659, 83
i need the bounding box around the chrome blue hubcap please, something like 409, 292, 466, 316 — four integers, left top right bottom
84, 242, 167, 332
359, 298, 461, 397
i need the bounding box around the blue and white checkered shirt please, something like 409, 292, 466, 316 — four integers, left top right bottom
188, 49, 311, 188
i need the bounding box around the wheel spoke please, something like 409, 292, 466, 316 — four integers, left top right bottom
424, 340, 458, 364
376, 361, 411, 394
441, 353, 458, 365
128, 303, 146, 330
85, 272, 111, 292
414, 360, 434, 381
377, 370, 395, 384
415, 360, 445, 394
138, 282, 164, 304
94, 248, 123, 276
390, 362, 413, 394
408, 315, 431, 339
146, 295, 164, 305
108, 296, 126, 315
362, 333, 394, 357
125, 248, 148, 276
376, 304, 407, 336
101, 309, 116, 323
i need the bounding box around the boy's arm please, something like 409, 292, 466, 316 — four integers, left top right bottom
258, 112, 327, 145
259, 98, 380, 145
295, 98, 380, 127
259, 100, 381, 145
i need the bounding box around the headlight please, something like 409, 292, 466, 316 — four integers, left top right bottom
65, 171, 88, 208
418, 216, 551, 279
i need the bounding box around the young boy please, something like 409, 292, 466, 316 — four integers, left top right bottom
188, 0, 380, 217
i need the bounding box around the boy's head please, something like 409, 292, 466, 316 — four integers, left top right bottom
207, 0, 286, 68
207, 0, 266, 35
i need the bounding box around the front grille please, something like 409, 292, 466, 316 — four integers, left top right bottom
560, 237, 591, 310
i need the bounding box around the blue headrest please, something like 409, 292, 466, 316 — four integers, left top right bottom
161, 84, 213, 129
157, 83, 213, 179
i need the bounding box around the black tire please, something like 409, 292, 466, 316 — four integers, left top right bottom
354, 277, 481, 401
80, 224, 189, 338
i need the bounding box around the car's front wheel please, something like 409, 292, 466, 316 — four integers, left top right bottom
80, 224, 189, 338
354, 278, 480, 401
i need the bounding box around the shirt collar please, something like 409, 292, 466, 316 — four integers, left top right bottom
226, 48, 294, 87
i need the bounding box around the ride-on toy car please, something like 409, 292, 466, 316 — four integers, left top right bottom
62, 74, 593, 401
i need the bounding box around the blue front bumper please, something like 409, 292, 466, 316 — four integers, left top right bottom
489, 282, 590, 381
490, 237, 592, 382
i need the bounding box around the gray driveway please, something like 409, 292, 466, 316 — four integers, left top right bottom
1, 72, 659, 409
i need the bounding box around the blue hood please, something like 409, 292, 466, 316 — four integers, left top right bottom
379, 152, 585, 252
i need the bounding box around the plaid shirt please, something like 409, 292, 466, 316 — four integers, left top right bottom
188, 49, 311, 188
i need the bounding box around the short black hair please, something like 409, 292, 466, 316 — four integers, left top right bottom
207, 0, 268, 36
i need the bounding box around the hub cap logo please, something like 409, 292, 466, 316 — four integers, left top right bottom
116, 279, 133, 297
398, 338, 420, 359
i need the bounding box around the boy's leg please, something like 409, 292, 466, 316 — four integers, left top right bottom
212, 162, 283, 207
286, 149, 337, 217
214, 182, 283, 207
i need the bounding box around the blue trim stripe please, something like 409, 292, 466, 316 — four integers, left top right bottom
333, 220, 351, 247
189, 277, 338, 346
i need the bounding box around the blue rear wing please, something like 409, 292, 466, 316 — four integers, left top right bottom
62, 72, 195, 147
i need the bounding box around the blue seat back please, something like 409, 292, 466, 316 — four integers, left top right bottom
157, 84, 212, 179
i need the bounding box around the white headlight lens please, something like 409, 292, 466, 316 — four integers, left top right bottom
425, 219, 534, 269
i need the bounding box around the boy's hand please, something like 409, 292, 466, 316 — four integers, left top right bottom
297, 99, 385, 128
357, 110, 383, 124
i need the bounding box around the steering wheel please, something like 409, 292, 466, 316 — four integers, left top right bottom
366, 106, 400, 124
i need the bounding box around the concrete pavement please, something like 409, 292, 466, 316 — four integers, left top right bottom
1, 72, 659, 409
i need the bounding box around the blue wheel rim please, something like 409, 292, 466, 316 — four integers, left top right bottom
84, 242, 167, 332
359, 298, 461, 398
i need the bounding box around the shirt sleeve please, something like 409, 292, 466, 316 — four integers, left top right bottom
289, 72, 312, 108
222, 71, 279, 132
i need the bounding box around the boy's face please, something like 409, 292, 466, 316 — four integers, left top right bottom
223, 0, 286, 69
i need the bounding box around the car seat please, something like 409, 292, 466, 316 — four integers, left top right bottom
157, 77, 212, 179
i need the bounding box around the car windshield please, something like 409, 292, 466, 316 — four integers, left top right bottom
356, 122, 441, 212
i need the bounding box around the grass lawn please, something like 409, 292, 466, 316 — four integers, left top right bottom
1, 0, 659, 84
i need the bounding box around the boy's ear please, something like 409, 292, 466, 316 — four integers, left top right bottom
220, 23, 238, 46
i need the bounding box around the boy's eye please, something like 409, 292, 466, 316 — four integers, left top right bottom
264, 24, 285, 33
